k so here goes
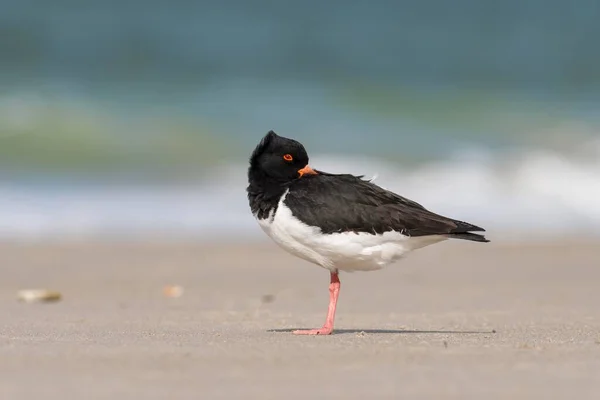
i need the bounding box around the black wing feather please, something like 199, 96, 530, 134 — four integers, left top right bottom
285, 173, 488, 242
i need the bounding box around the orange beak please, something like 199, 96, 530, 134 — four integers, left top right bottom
298, 165, 318, 177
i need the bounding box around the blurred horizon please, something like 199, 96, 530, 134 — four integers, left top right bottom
1, 1, 599, 240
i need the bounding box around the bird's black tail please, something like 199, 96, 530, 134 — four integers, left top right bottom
447, 219, 490, 243
447, 232, 490, 243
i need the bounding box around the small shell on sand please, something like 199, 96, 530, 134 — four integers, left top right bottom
17, 289, 62, 303
163, 285, 184, 298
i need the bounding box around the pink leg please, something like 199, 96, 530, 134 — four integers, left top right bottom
293, 271, 340, 335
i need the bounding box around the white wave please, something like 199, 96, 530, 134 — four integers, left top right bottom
1, 143, 599, 242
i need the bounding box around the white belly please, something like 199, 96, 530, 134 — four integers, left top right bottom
255, 191, 447, 272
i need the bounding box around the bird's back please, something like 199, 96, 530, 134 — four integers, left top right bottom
284, 172, 487, 241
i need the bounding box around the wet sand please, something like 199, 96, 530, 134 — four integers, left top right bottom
1, 240, 600, 399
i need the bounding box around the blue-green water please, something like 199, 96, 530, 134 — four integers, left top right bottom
1, 1, 599, 239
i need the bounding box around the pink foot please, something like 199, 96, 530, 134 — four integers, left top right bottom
292, 327, 333, 335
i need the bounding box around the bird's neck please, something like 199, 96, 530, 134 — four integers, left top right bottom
247, 168, 290, 219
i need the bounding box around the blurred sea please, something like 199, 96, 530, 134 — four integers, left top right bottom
1, 1, 599, 241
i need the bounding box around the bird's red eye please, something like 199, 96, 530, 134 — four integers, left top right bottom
283, 154, 293, 161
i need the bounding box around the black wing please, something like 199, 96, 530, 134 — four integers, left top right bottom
284, 173, 488, 242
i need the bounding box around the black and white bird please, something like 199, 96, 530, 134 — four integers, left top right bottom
247, 130, 489, 335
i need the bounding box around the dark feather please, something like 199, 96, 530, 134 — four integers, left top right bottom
448, 233, 489, 242
284, 173, 489, 242
249, 130, 278, 166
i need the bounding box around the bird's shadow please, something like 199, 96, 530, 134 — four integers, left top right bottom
268, 328, 496, 335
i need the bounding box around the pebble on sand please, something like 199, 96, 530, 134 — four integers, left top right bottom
163, 285, 184, 298
260, 294, 276, 304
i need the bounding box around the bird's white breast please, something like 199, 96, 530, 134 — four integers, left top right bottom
255, 190, 446, 272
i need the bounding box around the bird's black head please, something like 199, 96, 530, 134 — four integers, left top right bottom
248, 130, 316, 185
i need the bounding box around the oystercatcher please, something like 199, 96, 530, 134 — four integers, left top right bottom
247, 131, 489, 335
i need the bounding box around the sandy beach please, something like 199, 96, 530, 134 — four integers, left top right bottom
1, 239, 599, 399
